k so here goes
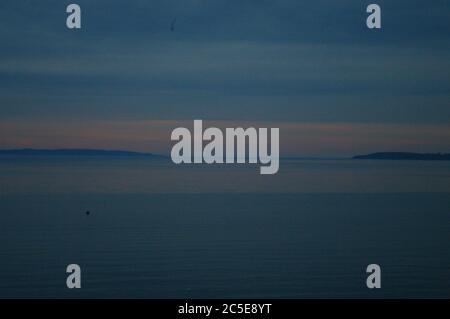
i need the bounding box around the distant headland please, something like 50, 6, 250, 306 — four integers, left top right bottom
0, 148, 167, 158
353, 152, 450, 161
2, 149, 450, 162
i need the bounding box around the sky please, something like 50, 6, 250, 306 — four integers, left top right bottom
0, 0, 449, 156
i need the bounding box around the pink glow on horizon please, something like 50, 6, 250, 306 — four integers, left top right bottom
0, 119, 449, 157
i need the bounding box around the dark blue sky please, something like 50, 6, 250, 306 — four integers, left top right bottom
0, 1, 449, 155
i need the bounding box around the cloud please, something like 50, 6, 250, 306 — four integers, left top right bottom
0, 0, 449, 154
1, 39, 449, 123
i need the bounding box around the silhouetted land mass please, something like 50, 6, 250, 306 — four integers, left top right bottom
353, 152, 450, 161
0, 149, 167, 158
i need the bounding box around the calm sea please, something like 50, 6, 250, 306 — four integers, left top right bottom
0, 156, 449, 298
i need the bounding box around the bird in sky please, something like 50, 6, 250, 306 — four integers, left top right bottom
171, 17, 177, 31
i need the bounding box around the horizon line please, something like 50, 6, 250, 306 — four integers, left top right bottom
1, 148, 450, 161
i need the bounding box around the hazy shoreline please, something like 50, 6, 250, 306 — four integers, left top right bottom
1, 149, 450, 161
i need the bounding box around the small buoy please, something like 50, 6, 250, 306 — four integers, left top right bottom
86, 211, 90, 215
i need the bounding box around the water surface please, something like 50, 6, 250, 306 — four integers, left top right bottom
0, 157, 449, 298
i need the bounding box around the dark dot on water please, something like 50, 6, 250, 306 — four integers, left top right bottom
86, 211, 90, 215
